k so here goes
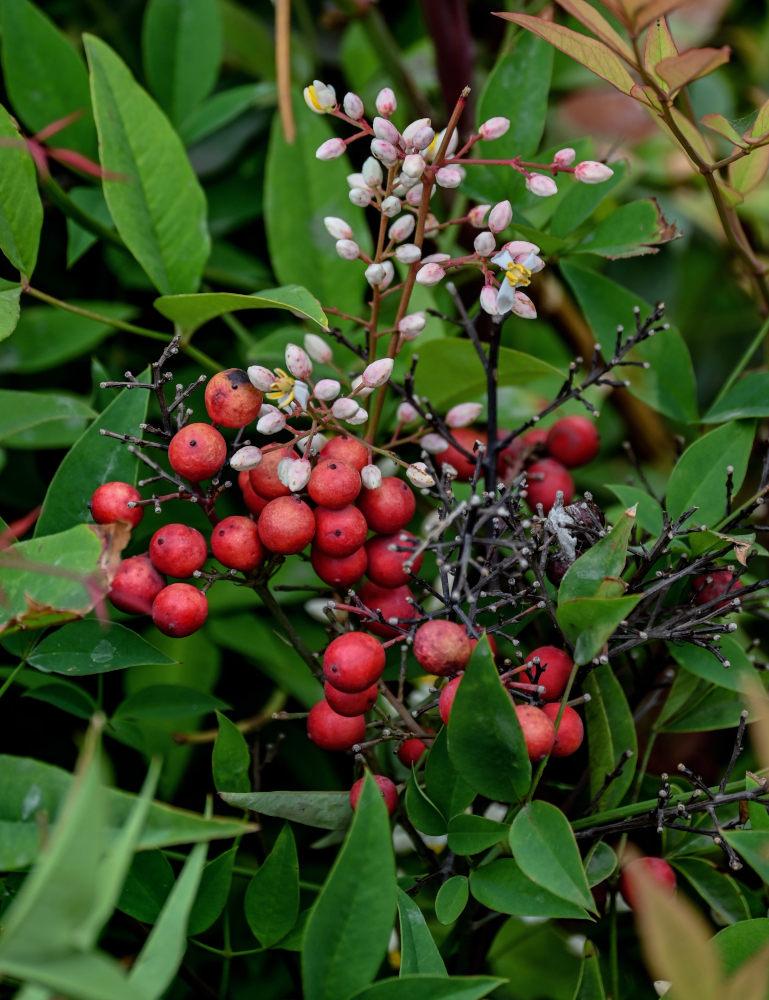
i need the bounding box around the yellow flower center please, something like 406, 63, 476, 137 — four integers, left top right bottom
505, 261, 532, 288
307, 85, 324, 111
266, 368, 297, 408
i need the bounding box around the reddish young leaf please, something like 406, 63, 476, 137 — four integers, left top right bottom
655, 46, 731, 95
553, 0, 635, 63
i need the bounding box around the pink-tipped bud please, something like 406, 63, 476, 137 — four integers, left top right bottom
446, 402, 483, 428
381, 195, 402, 217
424, 213, 439, 237
376, 87, 397, 116
488, 199, 513, 234
365, 262, 386, 287
285, 343, 313, 379
512, 290, 537, 319
468, 204, 491, 227
316, 137, 346, 161
526, 174, 558, 197
247, 365, 275, 391
554, 147, 576, 168
304, 80, 336, 113
395, 244, 422, 264
479, 285, 499, 316
362, 464, 382, 489
402, 118, 431, 145
421, 433, 449, 453
361, 358, 394, 388
473, 231, 495, 256
343, 92, 365, 120
279, 457, 312, 493
346, 406, 368, 425
304, 333, 333, 364
389, 215, 415, 242
407, 462, 435, 488
398, 312, 426, 338
362, 157, 384, 187
314, 378, 341, 401
373, 116, 401, 145
574, 160, 614, 183
479, 116, 510, 140
416, 263, 445, 286
332, 397, 359, 420
397, 402, 420, 424
230, 445, 263, 471
349, 188, 372, 208
371, 139, 399, 167
402, 153, 426, 179
257, 409, 287, 435
435, 166, 463, 189
351, 375, 374, 399
406, 184, 425, 207
336, 239, 360, 260
324, 216, 353, 240
422, 252, 450, 265
411, 125, 436, 151
379, 260, 395, 289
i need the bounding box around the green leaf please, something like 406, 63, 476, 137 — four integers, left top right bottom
397, 889, 447, 976
265, 93, 372, 316
703, 373, 769, 422
85, 34, 210, 294
302, 772, 397, 1000
668, 639, 759, 693
448, 638, 531, 803
584, 841, 617, 886
220, 790, 352, 830
660, 680, 746, 733
672, 857, 750, 925
187, 846, 236, 935
469, 858, 590, 918
447, 814, 509, 855
605, 484, 663, 537
559, 506, 635, 602
142, 0, 221, 126
573, 941, 606, 1000
27, 621, 175, 676
723, 831, 769, 883
113, 684, 229, 721
179, 82, 276, 145
116, 850, 174, 923
424, 727, 476, 822
0, 953, 147, 1000
24, 681, 98, 721
666, 421, 755, 527
0, 279, 21, 342
34, 370, 150, 537
0, 390, 94, 446
405, 773, 447, 836
510, 801, 594, 911
572, 199, 677, 258
557, 595, 641, 666
244, 824, 299, 947
154, 286, 328, 334
560, 260, 697, 423
582, 663, 637, 809
550, 161, 628, 239
0, 0, 96, 157
435, 876, 469, 925
212, 711, 251, 794
713, 919, 769, 976
348, 976, 505, 1000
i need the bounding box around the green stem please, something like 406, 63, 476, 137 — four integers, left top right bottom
190, 939, 265, 958
609, 888, 619, 1000
710, 311, 769, 405
0, 661, 25, 703
253, 582, 319, 673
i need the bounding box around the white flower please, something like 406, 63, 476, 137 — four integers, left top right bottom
304, 80, 336, 113
491, 243, 545, 316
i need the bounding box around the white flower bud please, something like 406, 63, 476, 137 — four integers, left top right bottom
343, 92, 365, 120
389, 214, 415, 242
473, 231, 496, 256
361, 464, 382, 489
316, 137, 346, 161
349, 187, 372, 207
479, 286, 499, 316
361, 357, 394, 388
574, 160, 614, 183
381, 195, 402, 217
554, 147, 576, 168
479, 116, 510, 140
304, 333, 333, 364
361, 157, 383, 187
526, 174, 558, 197
230, 445, 263, 471
288, 458, 313, 492
365, 262, 386, 287
285, 343, 313, 380
512, 290, 537, 319
346, 405, 369, 425
468, 204, 490, 227
422, 252, 450, 264
421, 433, 449, 453
406, 184, 424, 206
402, 118, 431, 145
415, 263, 445, 286
324, 216, 353, 240
423, 213, 439, 237
351, 375, 375, 399
488, 199, 513, 233
257, 409, 287, 435
396, 401, 420, 423
398, 312, 426, 338
314, 378, 341, 401
446, 402, 483, 428
402, 153, 426, 179
247, 365, 275, 391
304, 80, 336, 113
375, 87, 397, 116
381, 260, 395, 289
373, 116, 401, 145
411, 125, 435, 151
371, 139, 399, 167
435, 166, 462, 189
336, 238, 360, 260
292, 381, 310, 412
296, 432, 327, 456
332, 397, 359, 419
406, 462, 435, 488
347, 172, 367, 188
395, 243, 422, 263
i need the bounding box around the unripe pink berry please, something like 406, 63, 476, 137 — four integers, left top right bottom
574, 160, 614, 183
307, 700, 365, 751
323, 631, 386, 693
316, 137, 346, 161
152, 583, 208, 638
414, 619, 472, 677
90, 481, 144, 528
523, 646, 574, 700
526, 174, 558, 197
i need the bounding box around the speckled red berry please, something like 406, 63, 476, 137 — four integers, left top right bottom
168, 423, 227, 481
414, 619, 472, 677
358, 581, 414, 637
249, 448, 297, 500
524, 458, 574, 514
151, 583, 208, 637
307, 700, 366, 751
238, 470, 269, 517
397, 738, 427, 767
204, 368, 263, 428
618, 856, 677, 910
357, 477, 416, 534
307, 459, 362, 508
365, 530, 422, 588
90, 481, 144, 529
211, 516, 264, 572
313, 505, 368, 557
541, 703, 584, 757
546, 415, 600, 468
311, 544, 367, 588
323, 631, 386, 693
109, 554, 166, 615
257, 496, 315, 554
693, 569, 743, 611
320, 434, 369, 472
323, 681, 379, 717
350, 774, 398, 815
149, 523, 208, 578
435, 427, 487, 482
523, 646, 574, 701
515, 704, 556, 761
439, 675, 463, 725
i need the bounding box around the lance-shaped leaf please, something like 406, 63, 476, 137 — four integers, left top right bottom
27, 620, 175, 676
574, 940, 606, 1000
701, 113, 744, 146
0, 103, 43, 279
619, 0, 691, 32
582, 663, 637, 810
655, 46, 731, 96
643, 15, 677, 84
348, 977, 504, 1000
559, 506, 635, 602
424, 726, 476, 822
554, 0, 635, 62
212, 711, 251, 794
220, 789, 352, 829
397, 889, 447, 976
154, 286, 328, 334
730, 97, 769, 196
703, 372, 769, 422
244, 825, 299, 947
0, 279, 21, 342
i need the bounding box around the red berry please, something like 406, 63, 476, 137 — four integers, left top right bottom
238, 470, 269, 517
435, 427, 487, 482
109, 554, 166, 615
365, 531, 423, 588
546, 415, 600, 468
307, 700, 366, 751
90, 481, 144, 529
311, 544, 367, 588
358, 581, 414, 637
693, 569, 743, 611
524, 458, 574, 514
497, 428, 548, 486
618, 856, 677, 910
249, 448, 297, 500
320, 434, 369, 472
357, 477, 416, 534
323, 681, 379, 716
350, 774, 398, 816
149, 523, 208, 578
439, 675, 463, 725
257, 496, 315, 554
168, 423, 227, 482
541, 703, 584, 757
204, 368, 263, 428
307, 459, 362, 508
469, 634, 499, 659
323, 632, 386, 693
414, 619, 472, 677
313, 505, 368, 557
515, 704, 556, 761
523, 646, 574, 701
151, 583, 208, 637
211, 515, 264, 572
397, 737, 427, 767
